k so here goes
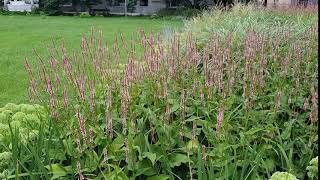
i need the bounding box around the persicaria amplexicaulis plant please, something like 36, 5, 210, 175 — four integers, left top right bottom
24, 18, 318, 179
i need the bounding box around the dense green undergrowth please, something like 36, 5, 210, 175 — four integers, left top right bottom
0, 4, 318, 180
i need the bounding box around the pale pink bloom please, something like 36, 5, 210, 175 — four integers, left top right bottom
216, 106, 224, 135
124, 137, 129, 163
89, 80, 95, 112
76, 134, 82, 153
89, 128, 94, 147
76, 109, 87, 145
77, 161, 85, 180
105, 88, 113, 138
275, 90, 282, 110
63, 87, 69, 108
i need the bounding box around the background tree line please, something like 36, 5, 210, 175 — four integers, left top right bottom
38, 0, 240, 15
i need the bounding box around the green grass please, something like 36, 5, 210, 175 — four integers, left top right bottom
0, 15, 182, 106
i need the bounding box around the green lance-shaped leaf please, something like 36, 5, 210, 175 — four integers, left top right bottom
168, 153, 193, 168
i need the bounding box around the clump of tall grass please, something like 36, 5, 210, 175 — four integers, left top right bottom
180, 4, 318, 48
22, 7, 318, 179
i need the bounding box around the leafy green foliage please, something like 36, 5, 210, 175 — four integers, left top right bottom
39, 0, 66, 15
154, 7, 201, 19
306, 156, 318, 180
270, 172, 297, 180
0, 152, 12, 171
0, 103, 47, 143
3, 5, 318, 180
0, 103, 52, 178
79, 11, 91, 18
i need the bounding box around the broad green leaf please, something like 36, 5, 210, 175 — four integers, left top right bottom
147, 108, 158, 120
224, 95, 236, 110
85, 150, 100, 171
143, 152, 157, 166
62, 138, 73, 156
244, 128, 263, 136
134, 134, 145, 155
170, 99, 180, 113
264, 159, 275, 172
103, 166, 129, 180
186, 139, 199, 154
185, 116, 201, 122
135, 167, 153, 176
169, 153, 192, 167
44, 164, 70, 179
110, 135, 124, 151
147, 175, 170, 180
281, 122, 293, 140
135, 159, 157, 176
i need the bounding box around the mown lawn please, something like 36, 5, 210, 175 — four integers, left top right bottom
0, 15, 182, 106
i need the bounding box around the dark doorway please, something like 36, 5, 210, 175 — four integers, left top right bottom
140, 0, 148, 6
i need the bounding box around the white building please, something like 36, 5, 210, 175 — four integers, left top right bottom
4, 0, 39, 12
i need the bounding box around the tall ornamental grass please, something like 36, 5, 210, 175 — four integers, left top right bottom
180, 4, 318, 48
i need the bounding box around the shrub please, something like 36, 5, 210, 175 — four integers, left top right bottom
0, 103, 47, 145
155, 7, 201, 19
21, 5, 318, 179
0, 103, 53, 179
270, 172, 298, 180
89, 8, 111, 17
182, 7, 202, 17
0, 9, 9, 15
0, 10, 37, 16
38, 0, 65, 15
79, 11, 91, 18
156, 7, 177, 16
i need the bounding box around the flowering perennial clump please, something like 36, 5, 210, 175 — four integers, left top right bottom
23, 6, 318, 179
